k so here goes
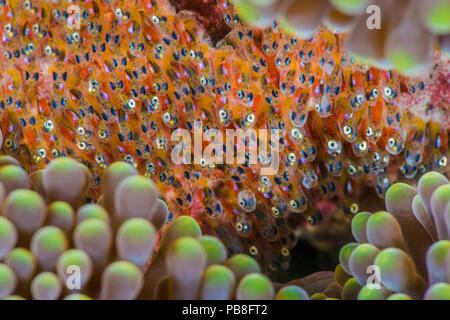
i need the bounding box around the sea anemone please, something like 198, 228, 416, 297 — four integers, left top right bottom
0, 156, 163, 299
232, 0, 450, 74
1, 155, 330, 300
336, 171, 450, 300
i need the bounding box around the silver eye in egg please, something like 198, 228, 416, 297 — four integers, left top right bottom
45, 45, 53, 56
437, 156, 447, 168
152, 15, 160, 24
51, 149, 60, 157
287, 153, 296, 163
200, 158, 208, 167
124, 154, 134, 163
272, 207, 280, 216
88, 79, 99, 93
366, 127, 374, 137
245, 113, 255, 124
373, 152, 380, 162
44, 120, 54, 132
77, 126, 86, 136
146, 162, 155, 172
261, 176, 271, 185
328, 140, 337, 149
219, 109, 228, 119
26, 42, 35, 53
155, 43, 164, 53
115, 8, 123, 19
384, 86, 393, 97
344, 125, 352, 136
163, 112, 171, 122
371, 88, 379, 98
248, 246, 258, 256
357, 141, 367, 152
37, 148, 46, 158
72, 32, 80, 42
388, 137, 396, 148
356, 94, 364, 105
95, 154, 105, 164
327, 140, 341, 155
151, 96, 159, 106
290, 200, 299, 209
291, 128, 303, 140
348, 165, 357, 175
4, 24, 12, 34
32, 24, 40, 34
98, 129, 108, 139
126, 99, 136, 109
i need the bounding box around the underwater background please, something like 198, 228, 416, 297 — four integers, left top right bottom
0, 0, 448, 300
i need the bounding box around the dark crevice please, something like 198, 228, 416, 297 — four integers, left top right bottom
169, 0, 231, 45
